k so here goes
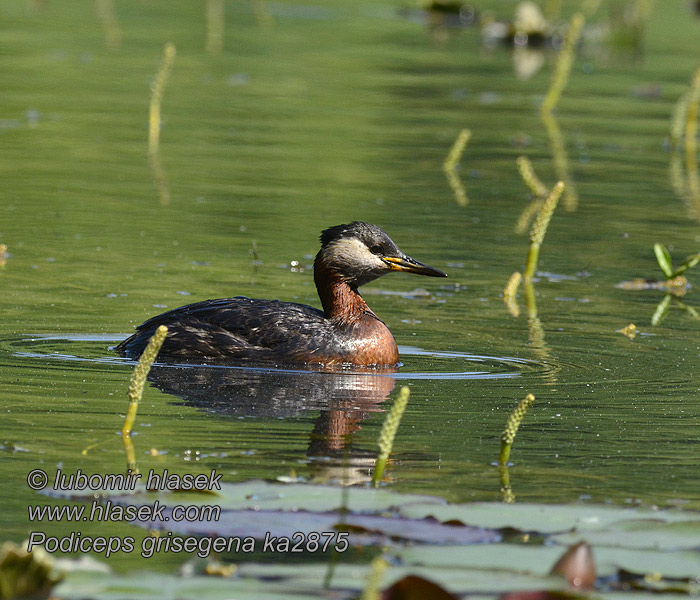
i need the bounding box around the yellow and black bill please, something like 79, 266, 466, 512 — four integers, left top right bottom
382, 255, 447, 277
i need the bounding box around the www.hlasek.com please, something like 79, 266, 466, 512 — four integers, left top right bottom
26, 468, 349, 558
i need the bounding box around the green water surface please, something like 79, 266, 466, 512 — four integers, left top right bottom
1, 0, 700, 581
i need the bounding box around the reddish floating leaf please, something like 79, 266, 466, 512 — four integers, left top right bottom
382, 575, 458, 600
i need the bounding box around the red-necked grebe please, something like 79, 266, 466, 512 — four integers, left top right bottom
116, 221, 446, 366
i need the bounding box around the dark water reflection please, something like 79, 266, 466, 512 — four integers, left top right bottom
148, 363, 396, 486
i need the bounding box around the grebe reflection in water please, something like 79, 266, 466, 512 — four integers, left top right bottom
116, 222, 446, 366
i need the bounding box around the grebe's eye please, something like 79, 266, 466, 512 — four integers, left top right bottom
370, 245, 383, 255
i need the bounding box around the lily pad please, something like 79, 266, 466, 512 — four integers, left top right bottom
552, 518, 700, 551
394, 544, 700, 579
397, 502, 700, 535
48, 479, 446, 513
137, 506, 499, 546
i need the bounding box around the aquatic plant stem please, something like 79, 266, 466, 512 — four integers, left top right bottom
524, 243, 541, 284
499, 464, 514, 503
541, 13, 585, 115
524, 181, 564, 282
360, 556, 388, 600
371, 386, 410, 487
148, 43, 176, 157
499, 394, 535, 466
542, 111, 577, 210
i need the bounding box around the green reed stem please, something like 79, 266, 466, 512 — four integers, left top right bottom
499, 393, 535, 466
371, 386, 410, 487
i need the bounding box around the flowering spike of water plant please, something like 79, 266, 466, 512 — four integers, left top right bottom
524, 181, 564, 282
499, 393, 535, 466
503, 271, 522, 317
515, 198, 543, 234
516, 156, 548, 198
541, 13, 585, 115
122, 325, 168, 438
371, 386, 410, 487
504, 271, 522, 299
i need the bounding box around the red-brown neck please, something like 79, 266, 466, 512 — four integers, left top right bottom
314, 259, 370, 324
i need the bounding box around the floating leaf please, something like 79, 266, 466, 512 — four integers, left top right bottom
394, 544, 700, 580
137, 507, 500, 546
551, 518, 700, 551
381, 574, 458, 600
398, 501, 700, 535
654, 243, 674, 279
49, 480, 445, 513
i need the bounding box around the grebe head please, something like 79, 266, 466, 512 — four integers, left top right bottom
315, 221, 446, 288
